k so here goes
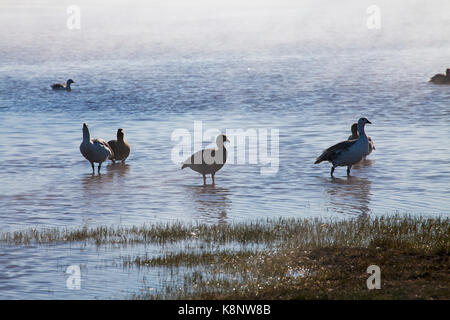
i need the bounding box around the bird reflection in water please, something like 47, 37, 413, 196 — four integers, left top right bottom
185, 185, 231, 223
82, 163, 130, 190
321, 160, 374, 217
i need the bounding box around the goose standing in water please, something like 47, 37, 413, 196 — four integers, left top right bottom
348, 123, 375, 158
315, 117, 372, 177
51, 79, 75, 91
80, 123, 114, 174
108, 128, 131, 163
429, 69, 450, 84
182, 134, 230, 185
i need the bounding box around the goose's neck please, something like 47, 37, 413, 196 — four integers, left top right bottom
66, 82, 72, 89
357, 123, 367, 138
83, 128, 90, 142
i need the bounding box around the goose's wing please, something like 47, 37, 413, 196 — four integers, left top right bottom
182, 148, 217, 168
108, 139, 118, 156
51, 83, 65, 89
368, 136, 375, 150
182, 149, 204, 168
92, 138, 114, 158
430, 74, 445, 82
315, 140, 357, 164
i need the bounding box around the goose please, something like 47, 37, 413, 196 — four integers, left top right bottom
181, 134, 230, 185
429, 69, 450, 84
51, 79, 75, 91
79, 123, 114, 174
108, 128, 131, 163
348, 123, 375, 157
315, 117, 372, 176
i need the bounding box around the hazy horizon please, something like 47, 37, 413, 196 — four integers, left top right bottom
1, 0, 449, 63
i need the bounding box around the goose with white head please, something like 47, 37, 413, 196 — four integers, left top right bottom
79, 123, 114, 174
182, 134, 230, 185
315, 117, 372, 176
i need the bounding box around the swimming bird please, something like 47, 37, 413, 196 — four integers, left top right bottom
108, 128, 131, 163
181, 134, 230, 185
429, 69, 450, 84
348, 123, 375, 157
315, 117, 372, 177
79, 123, 114, 174
51, 79, 75, 91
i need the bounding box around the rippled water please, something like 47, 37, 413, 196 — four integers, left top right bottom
0, 1, 449, 299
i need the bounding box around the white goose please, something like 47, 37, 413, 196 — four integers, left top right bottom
315, 117, 372, 176
79, 123, 114, 174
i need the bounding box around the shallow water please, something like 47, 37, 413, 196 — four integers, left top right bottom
0, 1, 449, 299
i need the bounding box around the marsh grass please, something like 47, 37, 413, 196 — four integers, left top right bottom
124, 215, 449, 300
1, 215, 448, 251
1, 215, 448, 299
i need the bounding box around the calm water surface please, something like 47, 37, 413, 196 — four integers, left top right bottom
0, 2, 449, 299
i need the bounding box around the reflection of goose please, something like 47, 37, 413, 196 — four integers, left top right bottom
348, 123, 375, 158
319, 176, 371, 217
429, 69, 450, 84
51, 79, 74, 91
186, 185, 231, 223
105, 162, 130, 177
182, 134, 230, 185
315, 117, 372, 176
79, 123, 114, 175
82, 163, 129, 189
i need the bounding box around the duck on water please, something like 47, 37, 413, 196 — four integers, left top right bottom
315, 117, 372, 177
51, 79, 75, 91
429, 69, 450, 84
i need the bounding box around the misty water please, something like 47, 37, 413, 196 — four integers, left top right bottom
0, 1, 449, 299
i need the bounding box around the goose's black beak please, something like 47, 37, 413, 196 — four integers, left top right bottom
366, 120, 372, 124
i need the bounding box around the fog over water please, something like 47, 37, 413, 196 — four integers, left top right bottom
0, 0, 449, 299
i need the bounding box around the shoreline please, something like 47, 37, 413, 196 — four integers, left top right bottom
1, 215, 448, 300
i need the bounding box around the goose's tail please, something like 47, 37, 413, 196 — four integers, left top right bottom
314, 155, 325, 164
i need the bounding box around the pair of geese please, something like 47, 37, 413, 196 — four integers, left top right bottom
80, 124, 131, 174
80, 117, 375, 182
